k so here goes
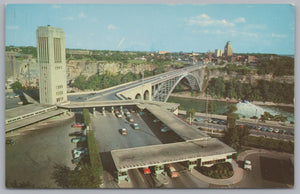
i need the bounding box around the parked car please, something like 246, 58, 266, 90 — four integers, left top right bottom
72, 123, 84, 128
244, 160, 252, 171
120, 128, 127, 136
72, 147, 88, 155
262, 127, 268, 131
267, 128, 274, 132
125, 111, 131, 117
116, 113, 122, 118
161, 127, 171, 133
71, 136, 86, 143
132, 123, 140, 130
72, 154, 87, 164
194, 117, 203, 122
274, 128, 280, 133
143, 167, 151, 175
127, 117, 134, 123
166, 165, 179, 178
280, 129, 287, 134
73, 150, 88, 159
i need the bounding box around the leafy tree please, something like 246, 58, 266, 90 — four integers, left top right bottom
83, 109, 91, 126
186, 108, 196, 121
10, 81, 23, 90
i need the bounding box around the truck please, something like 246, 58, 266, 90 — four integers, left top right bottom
166, 165, 179, 178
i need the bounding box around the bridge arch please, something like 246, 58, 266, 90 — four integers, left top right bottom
135, 93, 142, 100
164, 73, 201, 102
144, 90, 150, 100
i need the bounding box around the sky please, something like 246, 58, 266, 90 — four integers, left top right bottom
5, 4, 295, 55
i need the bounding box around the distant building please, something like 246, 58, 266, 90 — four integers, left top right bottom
158, 51, 170, 55
37, 26, 67, 105
246, 55, 258, 63
66, 49, 90, 55
224, 41, 233, 57
214, 49, 222, 57
5, 51, 18, 80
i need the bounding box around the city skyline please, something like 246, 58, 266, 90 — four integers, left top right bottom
6, 4, 294, 55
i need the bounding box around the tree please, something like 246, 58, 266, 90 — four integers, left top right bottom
227, 113, 238, 129
83, 109, 91, 126
186, 108, 196, 122
10, 81, 23, 90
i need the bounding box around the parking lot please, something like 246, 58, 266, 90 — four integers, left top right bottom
191, 116, 294, 141
5, 115, 76, 188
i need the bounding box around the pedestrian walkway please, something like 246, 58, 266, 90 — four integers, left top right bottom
190, 160, 244, 186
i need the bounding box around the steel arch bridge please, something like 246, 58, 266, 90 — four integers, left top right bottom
117, 65, 205, 102
151, 72, 202, 102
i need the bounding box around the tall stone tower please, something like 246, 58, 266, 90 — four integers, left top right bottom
224, 41, 233, 57
37, 26, 67, 105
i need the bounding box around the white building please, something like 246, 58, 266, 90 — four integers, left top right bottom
36, 26, 67, 105
214, 49, 222, 57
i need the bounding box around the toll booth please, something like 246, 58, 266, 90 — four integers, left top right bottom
154, 164, 165, 177
120, 106, 123, 114
187, 159, 198, 172
111, 107, 114, 113
117, 170, 130, 184
93, 107, 96, 116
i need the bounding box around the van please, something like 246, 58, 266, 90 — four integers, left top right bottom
166, 165, 178, 178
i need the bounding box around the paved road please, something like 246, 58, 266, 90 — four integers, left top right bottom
5, 114, 76, 188
163, 163, 209, 188
233, 150, 294, 188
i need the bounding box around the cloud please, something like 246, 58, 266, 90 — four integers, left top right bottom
51, 4, 61, 9
234, 17, 246, 23
186, 14, 235, 27
63, 16, 74, 21
195, 29, 258, 38
271, 33, 287, 38
78, 12, 86, 19
245, 24, 267, 30
7, 25, 19, 30
117, 37, 126, 49
108, 24, 119, 30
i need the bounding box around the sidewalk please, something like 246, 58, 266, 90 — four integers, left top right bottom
190, 160, 244, 186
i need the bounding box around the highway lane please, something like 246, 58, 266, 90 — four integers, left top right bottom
91, 110, 162, 152
163, 163, 209, 188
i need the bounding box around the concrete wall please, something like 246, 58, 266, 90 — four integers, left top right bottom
118, 83, 152, 101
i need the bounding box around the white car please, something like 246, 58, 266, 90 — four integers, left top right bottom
244, 160, 252, 171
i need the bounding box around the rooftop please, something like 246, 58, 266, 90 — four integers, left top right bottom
111, 138, 236, 171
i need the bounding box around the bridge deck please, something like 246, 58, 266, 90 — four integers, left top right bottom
6, 104, 56, 120
140, 103, 209, 141
5, 109, 67, 132
111, 138, 236, 171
